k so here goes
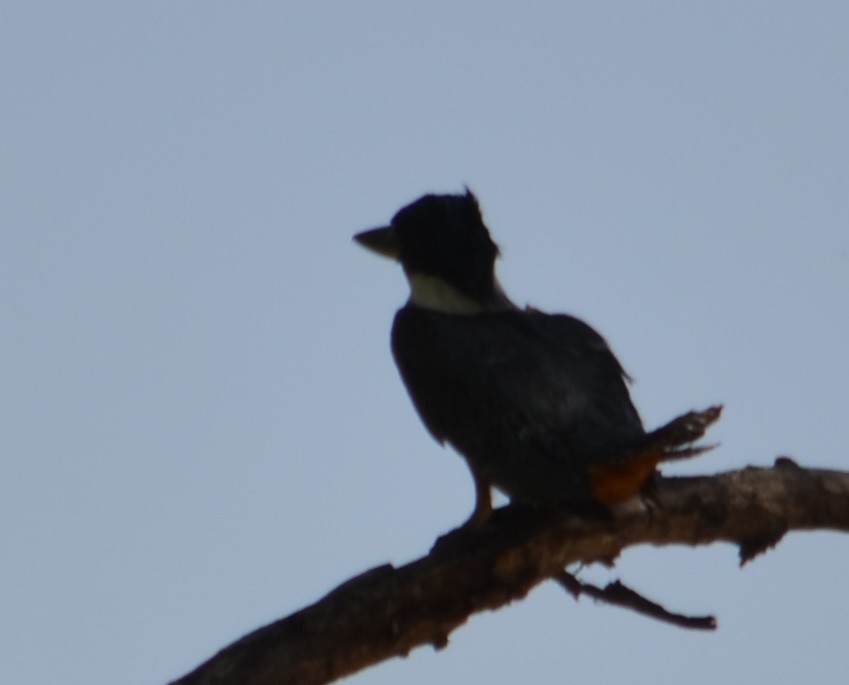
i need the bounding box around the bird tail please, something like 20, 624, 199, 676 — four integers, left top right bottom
636, 405, 723, 463
588, 405, 723, 505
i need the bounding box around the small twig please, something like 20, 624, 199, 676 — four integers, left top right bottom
554, 570, 717, 630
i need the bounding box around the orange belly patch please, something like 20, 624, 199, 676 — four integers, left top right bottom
589, 453, 661, 504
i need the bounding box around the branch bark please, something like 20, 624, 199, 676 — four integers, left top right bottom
171, 460, 849, 685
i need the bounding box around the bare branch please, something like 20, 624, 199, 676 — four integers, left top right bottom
553, 570, 717, 630
170, 461, 849, 685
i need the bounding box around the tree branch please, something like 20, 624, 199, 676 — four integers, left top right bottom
170, 460, 849, 685
552, 570, 717, 630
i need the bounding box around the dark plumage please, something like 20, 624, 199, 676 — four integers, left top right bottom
355, 190, 720, 527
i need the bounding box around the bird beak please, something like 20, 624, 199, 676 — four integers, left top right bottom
353, 225, 400, 260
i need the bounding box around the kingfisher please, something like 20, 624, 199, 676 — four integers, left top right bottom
355, 190, 720, 529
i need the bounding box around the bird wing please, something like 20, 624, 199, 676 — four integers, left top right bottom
390, 306, 645, 504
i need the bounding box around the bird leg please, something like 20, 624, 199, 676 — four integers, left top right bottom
461, 466, 493, 531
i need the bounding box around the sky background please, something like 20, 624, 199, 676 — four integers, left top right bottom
2, 3, 848, 684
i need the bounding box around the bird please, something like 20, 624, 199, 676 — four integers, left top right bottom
354, 189, 720, 529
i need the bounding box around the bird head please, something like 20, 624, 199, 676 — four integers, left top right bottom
354, 190, 513, 313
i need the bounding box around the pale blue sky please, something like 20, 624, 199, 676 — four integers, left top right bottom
2, 3, 848, 684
